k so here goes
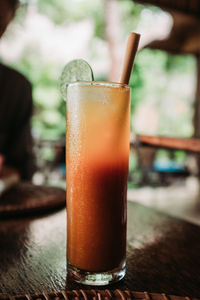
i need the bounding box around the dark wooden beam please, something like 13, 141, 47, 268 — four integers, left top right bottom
134, 0, 200, 18
194, 55, 200, 138
144, 11, 200, 55
135, 135, 200, 153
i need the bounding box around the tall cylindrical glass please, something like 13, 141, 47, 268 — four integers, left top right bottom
66, 81, 130, 285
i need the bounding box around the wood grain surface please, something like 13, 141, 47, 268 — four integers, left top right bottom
0, 202, 200, 297
0, 183, 66, 217
0, 290, 198, 300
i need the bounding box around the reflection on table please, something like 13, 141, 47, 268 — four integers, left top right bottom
0, 200, 200, 297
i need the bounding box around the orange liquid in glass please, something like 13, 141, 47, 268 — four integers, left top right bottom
66, 83, 130, 272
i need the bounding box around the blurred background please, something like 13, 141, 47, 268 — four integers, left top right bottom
1, 0, 199, 222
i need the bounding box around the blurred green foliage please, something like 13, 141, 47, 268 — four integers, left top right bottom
12, 52, 66, 139
130, 49, 195, 136
37, 0, 105, 39
10, 0, 196, 143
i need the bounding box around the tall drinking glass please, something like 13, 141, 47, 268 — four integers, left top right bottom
66, 81, 130, 285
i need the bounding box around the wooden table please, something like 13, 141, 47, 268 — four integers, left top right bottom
0, 201, 200, 298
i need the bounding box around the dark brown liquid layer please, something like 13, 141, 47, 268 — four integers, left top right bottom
67, 161, 128, 272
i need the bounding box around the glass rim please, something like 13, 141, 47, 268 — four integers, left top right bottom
68, 81, 130, 89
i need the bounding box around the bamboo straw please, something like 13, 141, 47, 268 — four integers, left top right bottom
120, 32, 140, 85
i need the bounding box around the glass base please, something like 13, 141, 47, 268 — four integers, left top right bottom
67, 262, 126, 286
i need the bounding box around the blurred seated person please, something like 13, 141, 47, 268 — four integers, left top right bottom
0, 0, 36, 183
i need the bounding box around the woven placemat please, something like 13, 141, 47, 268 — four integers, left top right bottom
0, 290, 198, 300
0, 182, 66, 217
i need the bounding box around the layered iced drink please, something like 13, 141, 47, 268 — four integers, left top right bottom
66, 81, 130, 285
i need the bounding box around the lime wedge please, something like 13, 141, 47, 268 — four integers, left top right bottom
60, 59, 94, 99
